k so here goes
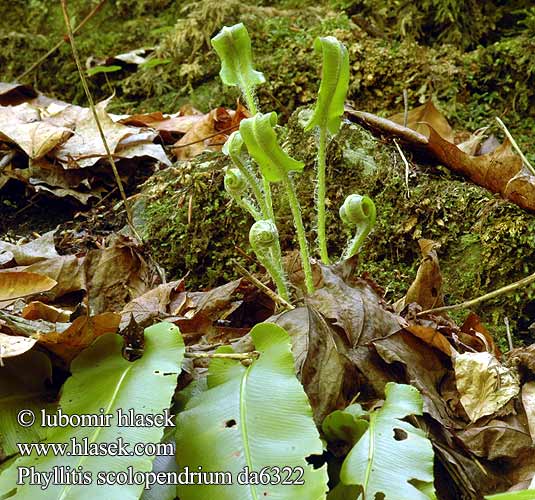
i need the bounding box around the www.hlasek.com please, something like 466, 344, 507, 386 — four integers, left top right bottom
15, 408, 305, 490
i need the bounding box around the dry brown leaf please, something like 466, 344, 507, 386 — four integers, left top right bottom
0, 82, 37, 105
461, 312, 501, 358
54, 99, 142, 168
84, 235, 155, 314
426, 127, 524, 198
22, 301, 71, 323
390, 100, 454, 142
0, 332, 36, 359
16, 254, 86, 300
0, 230, 58, 265
273, 305, 356, 424
395, 239, 444, 313
119, 112, 204, 143
0, 272, 57, 301
404, 324, 453, 356
347, 104, 535, 212
454, 351, 520, 422
522, 381, 535, 444
120, 279, 185, 329
0, 104, 72, 159
172, 103, 250, 160
34, 312, 120, 364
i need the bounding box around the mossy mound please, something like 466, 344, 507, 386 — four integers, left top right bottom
140, 110, 535, 347
137, 154, 255, 290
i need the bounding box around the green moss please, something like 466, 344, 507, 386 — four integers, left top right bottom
139, 154, 255, 290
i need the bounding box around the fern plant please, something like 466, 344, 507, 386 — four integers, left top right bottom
212, 22, 377, 301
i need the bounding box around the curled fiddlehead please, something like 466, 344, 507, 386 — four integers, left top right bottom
224, 167, 262, 221
222, 131, 268, 218
340, 194, 376, 260
249, 220, 289, 301
211, 23, 265, 114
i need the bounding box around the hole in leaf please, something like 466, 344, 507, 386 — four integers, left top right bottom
306, 452, 327, 469
225, 419, 237, 428
393, 428, 408, 441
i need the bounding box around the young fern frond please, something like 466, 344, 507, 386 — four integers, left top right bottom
305, 36, 350, 265
240, 113, 315, 294
249, 220, 289, 301
223, 131, 268, 218
211, 22, 265, 115
224, 167, 263, 221
339, 194, 376, 260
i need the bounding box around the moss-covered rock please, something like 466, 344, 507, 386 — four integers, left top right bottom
140, 110, 535, 347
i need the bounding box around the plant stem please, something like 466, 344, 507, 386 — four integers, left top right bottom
18, 0, 107, 81
241, 84, 258, 116
231, 156, 268, 217
495, 116, 535, 176
253, 247, 289, 302
316, 127, 330, 264
282, 175, 315, 294
230, 193, 262, 221
343, 226, 369, 260
60, 0, 136, 236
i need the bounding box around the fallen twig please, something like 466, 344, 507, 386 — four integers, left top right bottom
185, 351, 259, 360
234, 262, 294, 311
418, 271, 535, 316
495, 116, 535, 176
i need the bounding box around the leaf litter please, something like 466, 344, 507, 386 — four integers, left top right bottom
0, 84, 534, 498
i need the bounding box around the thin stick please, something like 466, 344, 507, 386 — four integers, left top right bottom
418, 271, 535, 316
394, 139, 410, 199
495, 117, 535, 176
185, 351, 259, 360
504, 317, 513, 351
235, 262, 295, 310
18, 0, 107, 81
403, 89, 409, 128
60, 0, 136, 235
172, 125, 238, 149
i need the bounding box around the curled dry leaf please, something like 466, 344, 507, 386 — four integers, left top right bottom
346, 102, 535, 212
0, 272, 57, 301
22, 302, 71, 323
389, 100, 454, 142
172, 102, 250, 160
394, 239, 444, 313
461, 312, 501, 358
454, 351, 520, 422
